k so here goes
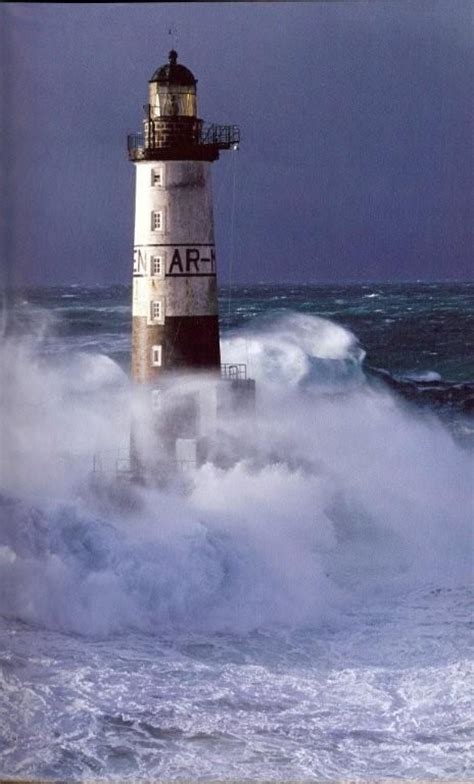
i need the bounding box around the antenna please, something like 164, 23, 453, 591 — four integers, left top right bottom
168, 23, 179, 52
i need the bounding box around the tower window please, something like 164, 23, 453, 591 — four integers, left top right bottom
151, 256, 163, 277
151, 168, 164, 187
151, 345, 162, 367
150, 299, 164, 323
151, 211, 163, 231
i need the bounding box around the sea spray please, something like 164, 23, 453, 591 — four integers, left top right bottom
221, 311, 366, 389
0, 297, 472, 780
0, 311, 471, 637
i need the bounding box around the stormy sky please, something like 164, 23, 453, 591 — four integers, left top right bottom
2, 1, 473, 287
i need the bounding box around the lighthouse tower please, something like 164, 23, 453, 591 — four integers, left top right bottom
128, 50, 239, 382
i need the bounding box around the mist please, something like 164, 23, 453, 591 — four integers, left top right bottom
0, 311, 471, 637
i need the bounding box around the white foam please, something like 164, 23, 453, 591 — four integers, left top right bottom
0, 312, 471, 636
222, 312, 365, 388
402, 370, 442, 382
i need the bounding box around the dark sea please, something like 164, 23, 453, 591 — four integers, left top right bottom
0, 282, 472, 780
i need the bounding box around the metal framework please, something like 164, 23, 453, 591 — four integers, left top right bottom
221, 363, 248, 381
127, 124, 240, 161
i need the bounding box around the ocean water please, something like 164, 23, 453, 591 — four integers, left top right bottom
0, 282, 472, 779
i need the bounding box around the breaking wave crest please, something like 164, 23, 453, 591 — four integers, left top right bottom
0, 312, 471, 636
222, 312, 366, 388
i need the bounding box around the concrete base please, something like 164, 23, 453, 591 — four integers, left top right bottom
128, 374, 257, 479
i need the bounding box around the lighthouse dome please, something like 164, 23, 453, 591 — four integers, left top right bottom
149, 50, 197, 86
148, 50, 198, 118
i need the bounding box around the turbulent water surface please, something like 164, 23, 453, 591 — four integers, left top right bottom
0, 283, 472, 779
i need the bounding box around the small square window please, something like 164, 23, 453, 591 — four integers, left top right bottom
151, 211, 163, 231
150, 300, 163, 323
151, 345, 162, 367
151, 256, 163, 277
151, 168, 163, 187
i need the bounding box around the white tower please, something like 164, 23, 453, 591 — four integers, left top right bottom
128, 50, 239, 382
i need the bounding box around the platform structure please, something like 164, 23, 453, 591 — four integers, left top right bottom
92, 364, 256, 481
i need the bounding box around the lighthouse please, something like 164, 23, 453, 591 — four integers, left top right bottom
127, 50, 239, 381
126, 50, 253, 472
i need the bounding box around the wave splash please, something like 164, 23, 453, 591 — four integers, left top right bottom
222, 311, 366, 389
0, 312, 471, 636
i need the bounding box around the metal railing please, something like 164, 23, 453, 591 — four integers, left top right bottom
92, 451, 197, 476
127, 123, 240, 160
127, 133, 148, 157
201, 124, 240, 148
92, 449, 132, 476
221, 363, 247, 381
